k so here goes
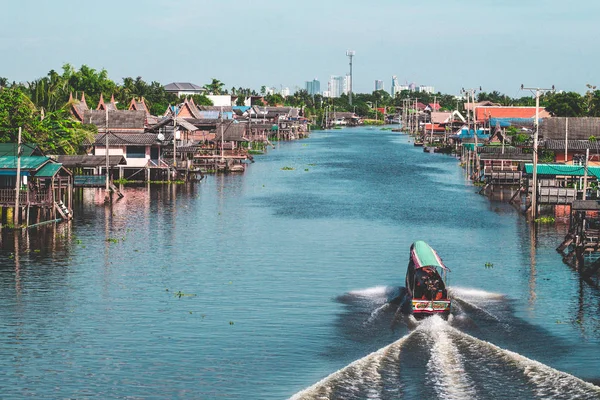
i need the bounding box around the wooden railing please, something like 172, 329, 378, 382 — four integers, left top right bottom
0, 188, 51, 205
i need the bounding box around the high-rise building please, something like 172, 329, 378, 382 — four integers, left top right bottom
281, 87, 290, 97
375, 80, 384, 91
416, 85, 435, 94
343, 74, 351, 96
305, 79, 320, 96
391, 76, 400, 97
328, 76, 345, 98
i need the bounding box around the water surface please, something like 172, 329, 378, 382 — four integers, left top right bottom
1, 127, 599, 399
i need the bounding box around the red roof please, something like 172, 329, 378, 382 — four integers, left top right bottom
416, 102, 427, 110
428, 103, 441, 111
475, 106, 550, 122
424, 123, 446, 132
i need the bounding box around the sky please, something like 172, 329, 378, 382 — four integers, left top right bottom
2, 0, 599, 97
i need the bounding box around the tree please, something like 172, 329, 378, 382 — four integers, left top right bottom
545, 92, 585, 117
264, 93, 285, 106
0, 87, 95, 154
189, 94, 213, 107
204, 78, 225, 95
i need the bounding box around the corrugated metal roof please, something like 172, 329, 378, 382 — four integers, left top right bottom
544, 139, 600, 150
164, 82, 204, 91
0, 156, 50, 170
35, 163, 62, 178
93, 133, 161, 146
479, 146, 524, 154
83, 110, 146, 130
475, 106, 550, 122
524, 163, 600, 178
0, 143, 43, 157
541, 117, 600, 140
55, 155, 127, 167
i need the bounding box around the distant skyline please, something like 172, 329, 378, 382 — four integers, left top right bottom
2, 0, 599, 97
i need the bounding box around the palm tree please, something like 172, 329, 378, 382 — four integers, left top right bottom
204, 78, 224, 95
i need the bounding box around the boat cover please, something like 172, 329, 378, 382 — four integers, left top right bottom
411, 240, 450, 271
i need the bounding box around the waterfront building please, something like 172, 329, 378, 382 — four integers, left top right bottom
475, 106, 550, 125
206, 95, 234, 107
0, 154, 73, 224
69, 92, 89, 122
164, 82, 206, 97
375, 80, 384, 91
305, 79, 320, 96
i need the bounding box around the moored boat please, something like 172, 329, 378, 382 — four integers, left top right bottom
405, 240, 451, 318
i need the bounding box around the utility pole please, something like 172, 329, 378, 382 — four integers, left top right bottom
14, 127, 22, 227
104, 108, 110, 203
521, 84, 555, 219
346, 50, 355, 105
461, 87, 482, 179
220, 106, 224, 158
173, 113, 177, 173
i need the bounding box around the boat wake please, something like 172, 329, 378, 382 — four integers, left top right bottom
293, 287, 600, 400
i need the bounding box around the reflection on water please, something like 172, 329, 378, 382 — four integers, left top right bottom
1, 129, 600, 399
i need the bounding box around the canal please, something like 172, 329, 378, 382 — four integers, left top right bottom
1, 127, 599, 399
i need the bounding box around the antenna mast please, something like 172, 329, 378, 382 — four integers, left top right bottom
346, 50, 355, 105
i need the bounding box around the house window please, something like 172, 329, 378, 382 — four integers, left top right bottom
127, 146, 146, 158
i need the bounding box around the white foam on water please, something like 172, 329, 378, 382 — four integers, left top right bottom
449, 287, 504, 300
347, 286, 389, 300
289, 332, 412, 400
450, 325, 600, 399
453, 297, 501, 322
363, 303, 390, 326
420, 316, 478, 400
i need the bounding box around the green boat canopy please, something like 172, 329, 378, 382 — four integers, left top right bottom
411, 240, 449, 271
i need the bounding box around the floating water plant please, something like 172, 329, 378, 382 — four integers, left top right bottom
174, 291, 197, 298
106, 238, 118, 243
281, 166, 294, 170
485, 262, 494, 269
535, 216, 555, 223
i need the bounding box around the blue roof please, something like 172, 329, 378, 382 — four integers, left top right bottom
232, 106, 251, 113
459, 128, 490, 140
198, 111, 234, 120
490, 117, 541, 127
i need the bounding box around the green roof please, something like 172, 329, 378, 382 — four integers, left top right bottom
35, 163, 63, 178
0, 143, 42, 157
462, 143, 484, 150
412, 240, 447, 270
0, 156, 50, 170
524, 164, 600, 178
